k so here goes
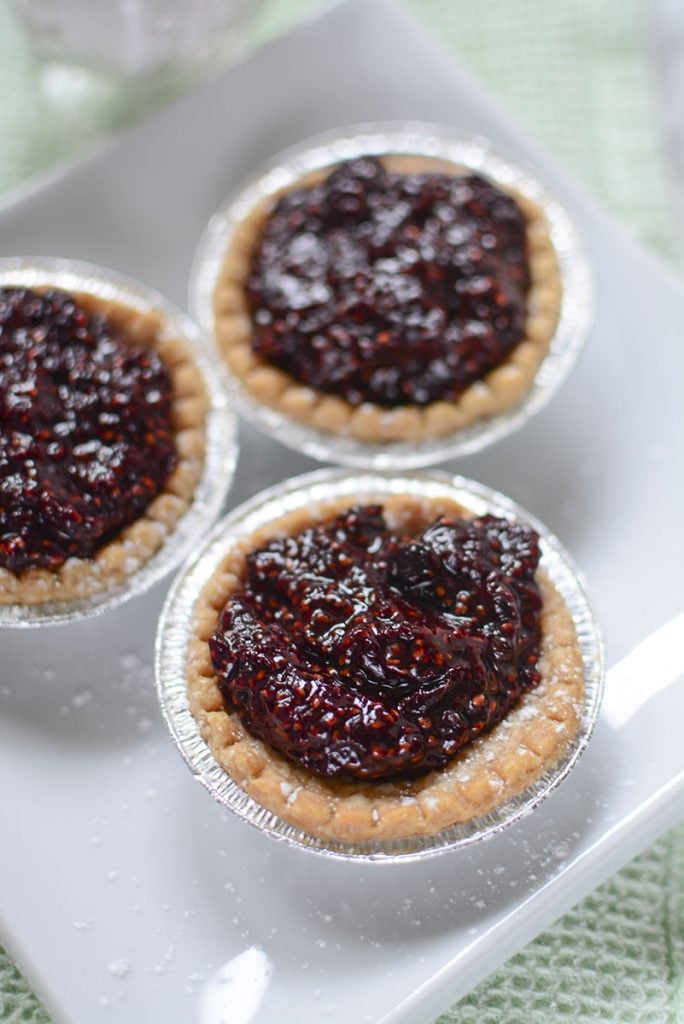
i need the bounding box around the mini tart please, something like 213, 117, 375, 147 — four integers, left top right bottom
213, 154, 562, 445
186, 495, 584, 843
0, 290, 209, 606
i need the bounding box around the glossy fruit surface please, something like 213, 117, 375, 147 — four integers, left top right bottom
0, 287, 176, 572
247, 157, 529, 407
209, 505, 542, 781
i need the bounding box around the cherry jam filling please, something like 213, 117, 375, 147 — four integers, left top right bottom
0, 287, 177, 573
209, 505, 542, 782
247, 157, 530, 407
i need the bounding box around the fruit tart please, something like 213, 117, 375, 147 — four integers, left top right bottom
0, 259, 235, 620
166, 472, 601, 851
194, 126, 589, 465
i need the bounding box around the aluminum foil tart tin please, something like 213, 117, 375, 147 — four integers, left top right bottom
190, 122, 593, 469
0, 256, 238, 628
156, 468, 604, 862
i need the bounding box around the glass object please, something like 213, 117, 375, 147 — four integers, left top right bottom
14, 0, 263, 81
13, 0, 266, 136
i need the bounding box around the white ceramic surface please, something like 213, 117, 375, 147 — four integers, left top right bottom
1, 1, 683, 1022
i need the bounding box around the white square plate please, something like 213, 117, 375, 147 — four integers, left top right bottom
1, 2, 683, 1021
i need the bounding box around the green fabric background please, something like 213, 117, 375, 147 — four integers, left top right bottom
1, 1, 682, 1021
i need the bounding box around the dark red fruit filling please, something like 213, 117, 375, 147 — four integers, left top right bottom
0, 287, 177, 573
209, 505, 542, 782
247, 157, 530, 407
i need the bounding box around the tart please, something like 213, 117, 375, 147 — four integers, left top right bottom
185, 489, 585, 845
210, 145, 563, 448
0, 274, 210, 608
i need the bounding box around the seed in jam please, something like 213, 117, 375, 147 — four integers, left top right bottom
0, 286, 177, 573
246, 157, 530, 407
209, 505, 542, 782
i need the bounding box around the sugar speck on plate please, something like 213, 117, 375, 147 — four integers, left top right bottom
108, 958, 130, 979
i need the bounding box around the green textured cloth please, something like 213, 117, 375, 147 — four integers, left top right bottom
0, 1, 682, 1022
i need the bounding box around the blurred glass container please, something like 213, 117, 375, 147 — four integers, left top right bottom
14, 0, 263, 80
13, 0, 265, 130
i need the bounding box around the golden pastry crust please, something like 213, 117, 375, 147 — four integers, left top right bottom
187, 495, 585, 843
213, 154, 562, 444
0, 292, 209, 606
